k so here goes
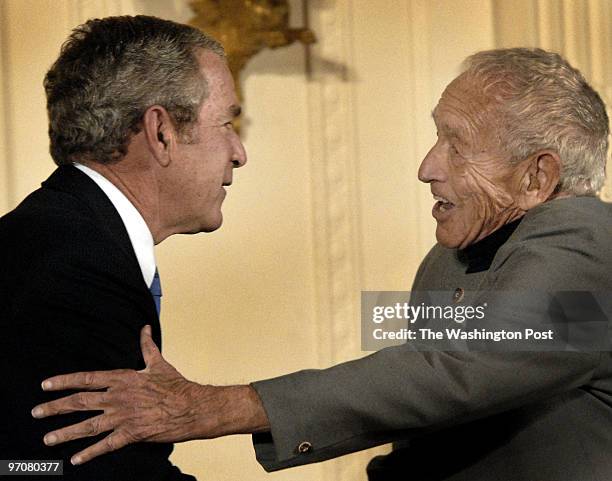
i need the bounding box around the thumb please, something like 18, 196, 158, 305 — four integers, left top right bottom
140, 325, 161, 367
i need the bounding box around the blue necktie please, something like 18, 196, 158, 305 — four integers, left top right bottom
150, 269, 162, 316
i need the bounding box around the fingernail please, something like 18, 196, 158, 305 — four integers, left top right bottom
145, 325, 152, 335
42, 380, 52, 390
31, 407, 43, 418
71, 456, 82, 465
44, 434, 57, 445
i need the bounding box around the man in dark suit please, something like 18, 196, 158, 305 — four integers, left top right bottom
0, 15, 245, 479
31, 50, 612, 479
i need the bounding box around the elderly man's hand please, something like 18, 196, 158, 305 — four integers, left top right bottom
31, 326, 269, 466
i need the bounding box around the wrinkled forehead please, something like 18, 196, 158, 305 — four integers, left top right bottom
433, 73, 502, 136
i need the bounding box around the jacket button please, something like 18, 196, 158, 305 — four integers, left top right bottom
453, 288, 464, 303
296, 441, 313, 454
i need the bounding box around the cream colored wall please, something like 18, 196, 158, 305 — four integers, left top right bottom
0, 0, 10, 215
1, 1, 610, 481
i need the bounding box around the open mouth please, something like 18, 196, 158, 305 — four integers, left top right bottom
433, 195, 455, 215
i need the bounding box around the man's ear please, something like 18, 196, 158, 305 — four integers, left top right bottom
517, 150, 561, 210
142, 106, 175, 167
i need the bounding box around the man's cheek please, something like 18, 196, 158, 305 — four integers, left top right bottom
449, 156, 470, 177
478, 181, 516, 212
470, 164, 517, 206
449, 153, 468, 170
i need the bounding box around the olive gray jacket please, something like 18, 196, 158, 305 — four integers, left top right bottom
252, 196, 612, 481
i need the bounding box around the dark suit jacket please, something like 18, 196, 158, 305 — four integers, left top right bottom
0, 166, 194, 480
251, 196, 612, 480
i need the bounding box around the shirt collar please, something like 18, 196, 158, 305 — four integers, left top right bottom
459, 217, 523, 274
73, 163, 156, 287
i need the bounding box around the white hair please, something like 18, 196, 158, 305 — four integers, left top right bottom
463, 48, 609, 196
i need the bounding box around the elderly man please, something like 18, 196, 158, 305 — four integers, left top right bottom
33, 49, 611, 480
1, 15, 245, 480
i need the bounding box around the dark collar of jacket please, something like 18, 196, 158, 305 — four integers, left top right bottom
459, 217, 523, 274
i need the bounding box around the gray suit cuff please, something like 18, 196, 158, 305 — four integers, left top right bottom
249, 364, 394, 472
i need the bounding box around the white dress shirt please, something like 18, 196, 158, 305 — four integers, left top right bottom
74, 163, 156, 287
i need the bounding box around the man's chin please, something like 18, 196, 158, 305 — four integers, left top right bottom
182, 215, 224, 235
201, 216, 223, 233
435, 226, 463, 249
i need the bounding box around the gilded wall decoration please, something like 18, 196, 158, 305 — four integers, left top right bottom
190, 0, 315, 130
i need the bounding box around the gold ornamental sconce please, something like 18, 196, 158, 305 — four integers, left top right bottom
190, 0, 316, 131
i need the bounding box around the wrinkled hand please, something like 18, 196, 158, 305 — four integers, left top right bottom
31, 325, 208, 466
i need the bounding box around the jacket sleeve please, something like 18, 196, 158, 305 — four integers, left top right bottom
251, 241, 606, 471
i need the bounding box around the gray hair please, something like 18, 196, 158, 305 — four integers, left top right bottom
463, 48, 609, 195
44, 15, 225, 165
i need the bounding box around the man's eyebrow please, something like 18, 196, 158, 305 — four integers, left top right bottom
229, 104, 242, 118
431, 110, 466, 140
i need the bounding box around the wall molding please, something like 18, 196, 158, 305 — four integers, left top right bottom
308, 0, 361, 367
306, 0, 367, 478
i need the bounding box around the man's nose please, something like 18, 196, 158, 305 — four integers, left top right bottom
232, 138, 247, 168
418, 142, 445, 184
